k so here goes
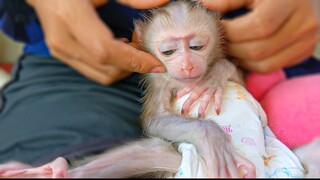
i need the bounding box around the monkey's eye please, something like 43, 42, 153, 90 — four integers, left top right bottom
189, 46, 204, 51
161, 49, 177, 56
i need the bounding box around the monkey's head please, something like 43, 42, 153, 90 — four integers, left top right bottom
135, 0, 224, 85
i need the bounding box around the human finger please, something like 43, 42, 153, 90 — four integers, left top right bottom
66, 7, 166, 74
227, 6, 318, 61
52, 39, 132, 85
116, 0, 169, 9
91, 0, 108, 7
198, 0, 253, 13
222, 0, 294, 42
107, 40, 166, 73
238, 31, 318, 73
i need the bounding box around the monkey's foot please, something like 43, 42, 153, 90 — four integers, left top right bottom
0, 157, 68, 178
176, 85, 223, 118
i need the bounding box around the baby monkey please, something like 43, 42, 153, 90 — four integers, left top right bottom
0, 0, 255, 178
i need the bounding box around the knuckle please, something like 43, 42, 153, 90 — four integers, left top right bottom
253, 63, 275, 73
245, 46, 265, 61
128, 52, 144, 72
94, 74, 113, 86
46, 37, 61, 52
95, 49, 111, 65
254, 17, 274, 38
100, 77, 113, 86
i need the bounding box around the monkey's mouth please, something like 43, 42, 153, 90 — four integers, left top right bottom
173, 75, 202, 83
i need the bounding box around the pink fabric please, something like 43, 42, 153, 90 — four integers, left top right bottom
246, 70, 320, 149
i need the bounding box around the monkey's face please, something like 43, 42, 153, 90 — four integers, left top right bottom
152, 31, 215, 84
134, 0, 221, 85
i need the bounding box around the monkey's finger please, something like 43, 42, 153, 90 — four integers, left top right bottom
198, 0, 253, 13
203, 149, 219, 177
182, 87, 208, 115
214, 88, 223, 115
176, 87, 194, 99
218, 156, 227, 178
225, 154, 239, 178
222, 0, 294, 42
50, 157, 68, 178
198, 89, 215, 118
234, 154, 256, 178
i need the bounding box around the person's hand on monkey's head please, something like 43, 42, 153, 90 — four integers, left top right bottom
26, 0, 168, 86
199, 0, 319, 73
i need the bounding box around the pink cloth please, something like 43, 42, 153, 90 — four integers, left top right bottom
246, 70, 320, 149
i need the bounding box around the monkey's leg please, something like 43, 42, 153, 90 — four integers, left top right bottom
67, 137, 182, 178
0, 157, 68, 178
293, 137, 320, 177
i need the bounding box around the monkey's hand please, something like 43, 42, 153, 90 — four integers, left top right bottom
0, 157, 68, 178
176, 82, 224, 118
195, 120, 256, 178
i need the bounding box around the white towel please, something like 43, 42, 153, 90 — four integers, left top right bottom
173, 81, 305, 178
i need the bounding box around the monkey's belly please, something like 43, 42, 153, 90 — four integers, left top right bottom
173, 81, 305, 178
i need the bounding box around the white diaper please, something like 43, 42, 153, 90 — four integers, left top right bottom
173, 81, 305, 178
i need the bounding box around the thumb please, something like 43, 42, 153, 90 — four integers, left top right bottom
199, 0, 253, 13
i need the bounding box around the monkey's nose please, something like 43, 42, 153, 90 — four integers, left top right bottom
182, 64, 194, 72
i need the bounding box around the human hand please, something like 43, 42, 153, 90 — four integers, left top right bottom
26, 0, 168, 85
199, 0, 319, 73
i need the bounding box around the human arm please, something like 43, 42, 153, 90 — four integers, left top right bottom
198, 0, 319, 73
25, 0, 168, 85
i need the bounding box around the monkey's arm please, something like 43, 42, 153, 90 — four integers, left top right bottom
176, 59, 243, 118
145, 114, 255, 178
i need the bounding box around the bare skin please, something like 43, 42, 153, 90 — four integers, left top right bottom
199, 0, 319, 73
25, 0, 168, 85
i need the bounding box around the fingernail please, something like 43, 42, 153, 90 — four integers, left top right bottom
151, 66, 166, 73
216, 107, 220, 115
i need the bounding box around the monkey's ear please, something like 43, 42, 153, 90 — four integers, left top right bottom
133, 20, 144, 43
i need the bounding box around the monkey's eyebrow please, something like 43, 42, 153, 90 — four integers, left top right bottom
155, 34, 195, 43
189, 37, 208, 46
159, 42, 178, 52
